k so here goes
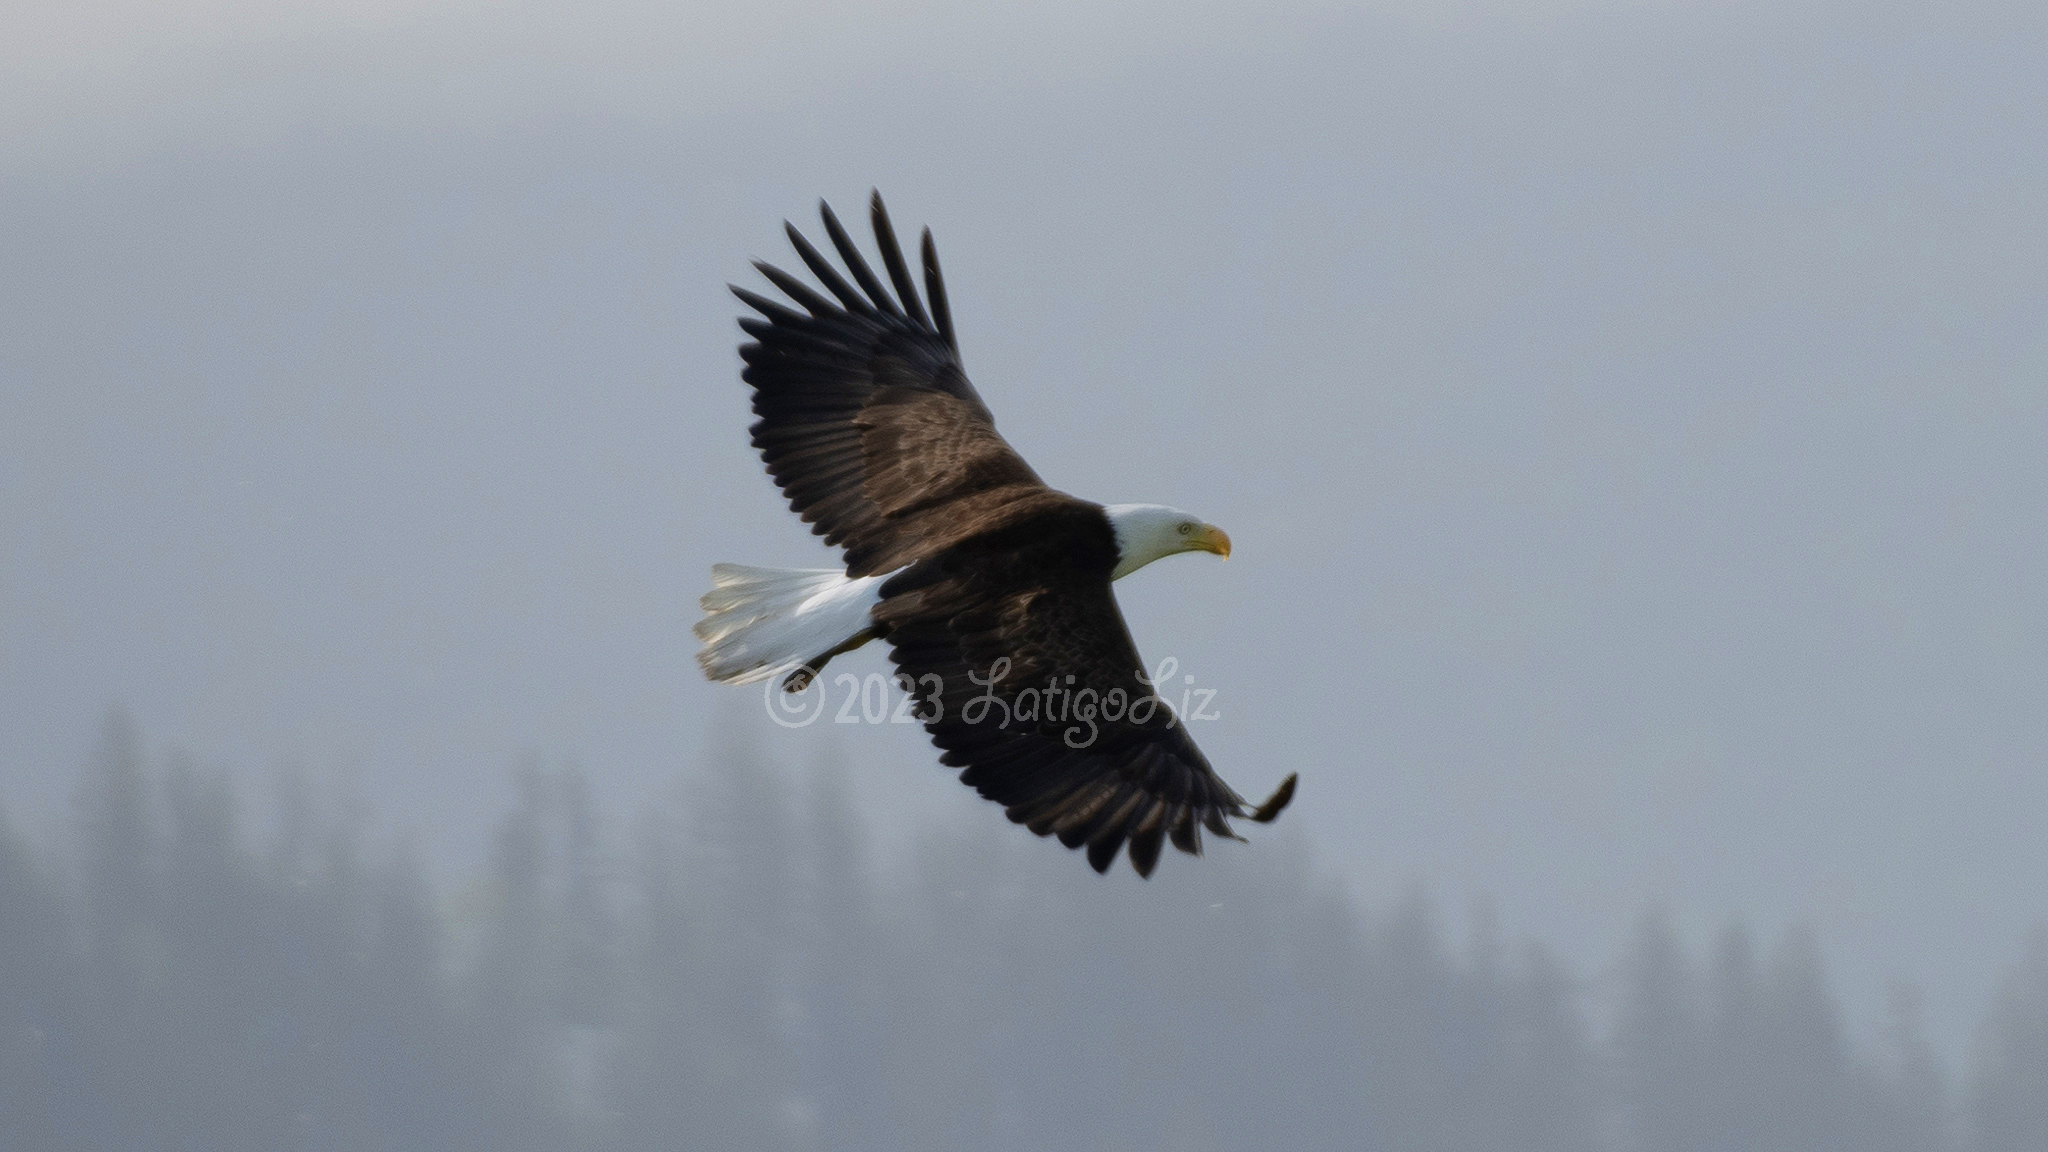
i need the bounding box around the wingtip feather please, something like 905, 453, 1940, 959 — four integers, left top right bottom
1247, 773, 1298, 824
1086, 836, 1120, 874
921, 227, 957, 351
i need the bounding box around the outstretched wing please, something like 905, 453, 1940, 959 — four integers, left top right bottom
874, 507, 1297, 877
735, 192, 1048, 577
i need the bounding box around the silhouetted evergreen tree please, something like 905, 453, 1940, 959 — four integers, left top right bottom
1615, 908, 1705, 1152
790, 757, 890, 1151
1874, 984, 1951, 1152
1371, 889, 1476, 1148
611, 747, 802, 1151
73, 708, 162, 1150
553, 766, 621, 1131
555, 767, 617, 1030
1700, 922, 1769, 1150
1761, 927, 1856, 1150
465, 764, 574, 1151
0, 805, 75, 1149
1498, 943, 1598, 1152
153, 756, 280, 1149
359, 838, 482, 1148
1968, 925, 2048, 1152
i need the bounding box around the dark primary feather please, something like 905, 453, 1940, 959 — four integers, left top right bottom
920, 229, 957, 352
734, 192, 1294, 875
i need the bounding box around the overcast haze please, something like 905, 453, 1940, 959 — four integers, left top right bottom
4, 0, 2044, 1067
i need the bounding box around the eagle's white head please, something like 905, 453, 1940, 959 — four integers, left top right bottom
1103, 503, 1232, 581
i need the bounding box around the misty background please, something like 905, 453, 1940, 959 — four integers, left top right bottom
13, 711, 2035, 1149
3, 0, 2044, 1138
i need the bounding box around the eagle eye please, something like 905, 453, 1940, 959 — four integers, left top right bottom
1176, 522, 1193, 535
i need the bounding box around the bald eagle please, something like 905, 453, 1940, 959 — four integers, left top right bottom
696, 193, 1296, 876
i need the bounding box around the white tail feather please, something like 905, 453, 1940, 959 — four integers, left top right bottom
695, 564, 886, 685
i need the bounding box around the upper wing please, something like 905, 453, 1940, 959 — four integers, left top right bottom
735, 192, 1047, 577
874, 509, 1297, 877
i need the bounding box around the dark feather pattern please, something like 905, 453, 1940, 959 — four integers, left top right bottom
735, 200, 1042, 578
819, 201, 901, 319
783, 222, 874, 317
731, 193, 1295, 875
869, 509, 1291, 876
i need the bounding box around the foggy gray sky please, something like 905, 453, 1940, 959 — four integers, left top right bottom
3, 0, 2043, 1055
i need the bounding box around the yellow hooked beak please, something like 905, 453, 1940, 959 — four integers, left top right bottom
1192, 524, 1232, 559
